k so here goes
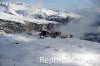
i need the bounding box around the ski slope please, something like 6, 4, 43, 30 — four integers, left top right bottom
0, 34, 100, 66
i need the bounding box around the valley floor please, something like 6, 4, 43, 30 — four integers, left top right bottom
0, 34, 100, 66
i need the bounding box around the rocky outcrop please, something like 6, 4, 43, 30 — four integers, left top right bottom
0, 19, 60, 34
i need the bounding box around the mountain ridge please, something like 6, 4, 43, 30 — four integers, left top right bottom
0, 2, 81, 24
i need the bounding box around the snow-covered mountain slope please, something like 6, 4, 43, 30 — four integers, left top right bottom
0, 12, 58, 24
0, 2, 81, 24
6, 2, 80, 18
0, 34, 100, 66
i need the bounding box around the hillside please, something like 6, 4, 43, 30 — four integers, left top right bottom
0, 2, 81, 24
0, 34, 100, 66
0, 1, 100, 66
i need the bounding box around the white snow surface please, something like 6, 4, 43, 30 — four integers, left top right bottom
0, 34, 100, 66
0, 2, 81, 24
0, 12, 59, 24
